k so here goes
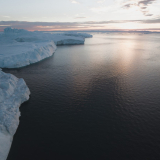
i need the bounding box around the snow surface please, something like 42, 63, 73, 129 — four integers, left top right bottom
0, 69, 30, 160
0, 28, 87, 68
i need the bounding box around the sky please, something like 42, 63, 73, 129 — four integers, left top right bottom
0, 0, 160, 31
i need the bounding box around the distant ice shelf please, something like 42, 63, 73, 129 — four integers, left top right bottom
0, 69, 30, 160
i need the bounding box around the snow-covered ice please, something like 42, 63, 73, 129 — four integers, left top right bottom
0, 69, 30, 160
0, 28, 87, 68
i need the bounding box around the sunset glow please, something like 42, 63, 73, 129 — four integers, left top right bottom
0, 0, 160, 31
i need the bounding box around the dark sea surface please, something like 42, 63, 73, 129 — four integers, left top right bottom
5, 33, 160, 160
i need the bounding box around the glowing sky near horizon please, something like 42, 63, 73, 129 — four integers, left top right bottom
0, 0, 160, 31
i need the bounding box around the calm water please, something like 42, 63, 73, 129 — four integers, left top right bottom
5, 33, 160, 160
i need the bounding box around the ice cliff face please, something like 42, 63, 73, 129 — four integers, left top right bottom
0, 69, 30, 160
0, 40, 57, 68
51, 34, 85, 45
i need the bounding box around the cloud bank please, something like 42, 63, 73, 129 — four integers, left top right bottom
122, 0, 157, 16
0, 18, 160, 32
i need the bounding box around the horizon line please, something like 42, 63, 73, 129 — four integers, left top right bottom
1, 28, 160, 33
0, 20, 160, 32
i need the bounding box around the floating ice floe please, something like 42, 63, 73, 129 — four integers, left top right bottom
0, 69, 30, 160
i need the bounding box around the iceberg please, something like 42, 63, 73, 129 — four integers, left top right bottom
0, 28, 86, 68
51, 34, 85, 45
0, 69, 30, 160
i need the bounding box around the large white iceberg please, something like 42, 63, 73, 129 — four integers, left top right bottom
0, 28, 86, 68
0, 69, 30, 160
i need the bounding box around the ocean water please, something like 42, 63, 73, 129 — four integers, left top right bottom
5, 33, 160, 160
